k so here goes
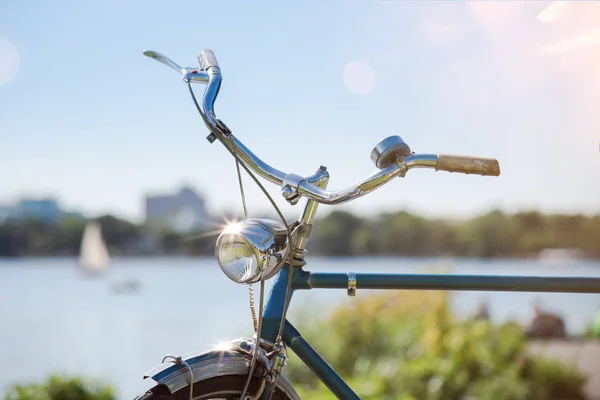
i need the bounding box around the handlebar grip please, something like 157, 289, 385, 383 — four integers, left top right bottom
197, 49, 219, 70
436, 154, 500, 176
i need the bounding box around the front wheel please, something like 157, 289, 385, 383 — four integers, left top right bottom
135, 376, 294, 400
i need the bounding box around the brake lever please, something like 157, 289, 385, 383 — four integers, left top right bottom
143, 50, 183, 73
143, 50, 209, 84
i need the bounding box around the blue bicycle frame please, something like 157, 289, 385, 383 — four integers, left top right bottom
259, 264, 600, 400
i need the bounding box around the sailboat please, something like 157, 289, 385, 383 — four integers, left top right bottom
79, 221, 110, 276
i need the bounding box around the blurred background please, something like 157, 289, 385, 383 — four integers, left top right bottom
1, 1, 600, 399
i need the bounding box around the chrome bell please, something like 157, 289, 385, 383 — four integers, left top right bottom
370, 136, 412, 169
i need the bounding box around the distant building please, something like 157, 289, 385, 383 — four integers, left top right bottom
14, 198, 62, 222
145, 187, 214, 233
0, 198, 66, 223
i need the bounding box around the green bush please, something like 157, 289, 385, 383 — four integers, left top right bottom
286, 291, 586, 399
5, 375, 115, 400
583, 310, 600, 338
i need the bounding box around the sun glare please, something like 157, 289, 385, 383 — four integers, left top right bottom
179, 217, 245, 243
223, 223, 242, 235
537, 1, 570, 23
539, 28, 600, 55
213, 341, 232, 351
219, 215, 244, 235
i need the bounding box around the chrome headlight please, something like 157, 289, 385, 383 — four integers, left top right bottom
215, 218, 289, 284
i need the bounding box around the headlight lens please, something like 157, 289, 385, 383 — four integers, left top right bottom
216, 235, 259, 283
215, 218, 289, 284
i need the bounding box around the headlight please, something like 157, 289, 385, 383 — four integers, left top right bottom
215, 218, 289, 284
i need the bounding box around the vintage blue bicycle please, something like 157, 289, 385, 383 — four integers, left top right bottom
137, 49, 600, 400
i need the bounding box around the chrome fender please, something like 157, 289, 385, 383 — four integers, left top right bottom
143, 338, 300, 400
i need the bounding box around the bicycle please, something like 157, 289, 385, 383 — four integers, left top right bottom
136, 48, 600, 400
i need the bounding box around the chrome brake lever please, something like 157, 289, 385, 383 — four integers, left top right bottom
143, 50, 209, 84
143, 50, 183, 73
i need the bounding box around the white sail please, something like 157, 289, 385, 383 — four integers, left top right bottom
79, 221, 110, 274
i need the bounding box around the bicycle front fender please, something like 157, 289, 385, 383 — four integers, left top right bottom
143, 338, 300, 400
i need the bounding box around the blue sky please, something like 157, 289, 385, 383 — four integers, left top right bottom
1, 1, 599, 222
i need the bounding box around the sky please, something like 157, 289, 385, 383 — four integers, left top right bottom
1, 1, 599, 223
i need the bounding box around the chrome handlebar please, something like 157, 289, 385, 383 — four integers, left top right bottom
144, 49, 501, 206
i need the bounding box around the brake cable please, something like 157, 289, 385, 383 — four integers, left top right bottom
187, 82, 294, 400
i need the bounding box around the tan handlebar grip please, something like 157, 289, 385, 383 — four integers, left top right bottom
436, 154, 501, 176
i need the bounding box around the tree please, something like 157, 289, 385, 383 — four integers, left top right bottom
96, 215, 142, 254
310, 211, 364, 256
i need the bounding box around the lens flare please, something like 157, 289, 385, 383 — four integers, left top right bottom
342, 61, 376, 95
223, 222, 242, 234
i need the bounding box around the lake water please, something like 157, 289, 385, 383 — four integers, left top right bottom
1, 256, 599, 399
